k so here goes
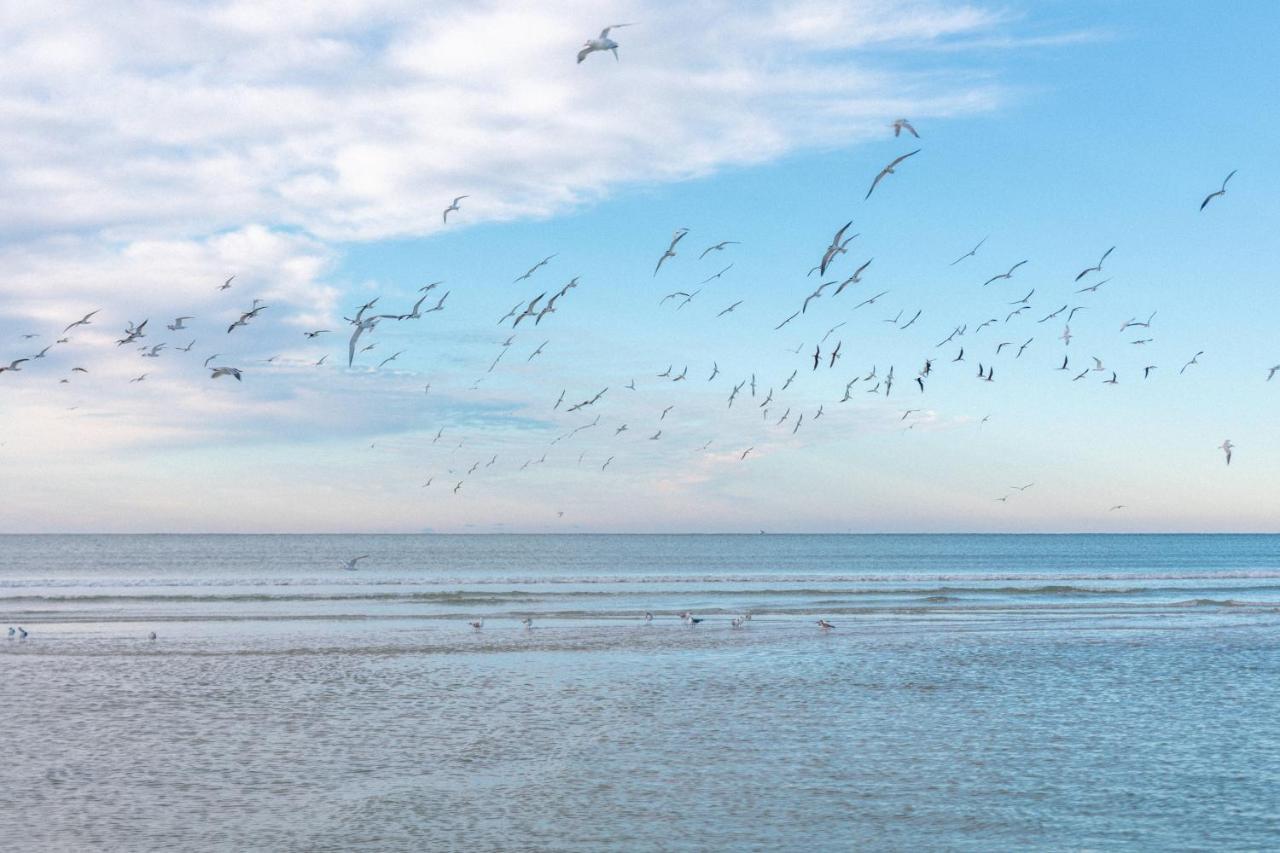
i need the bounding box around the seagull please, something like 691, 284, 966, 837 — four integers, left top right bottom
740, 447, 753, 460
699, 241, 739, 259
1200, 170, 1237, 211
802, 281, 835, 313
442, 195, 468, 223
817, 619, 835, 630
774, 310, 800, 331
210, 366, 242, 381
1143, 365, 1157, 378
1075, 277, 1111, 294
130, 373, 148, 383
1219, 439, 1234, 465
166, 316, 193, 331
717, 300, 743, 317
16, 627, 28, 639
514, 255, 556, 282
833, 259, 873, 295
469, 618, 484, 630
577, 23, 634, 63
340, 555, 369, 571
700, 264, 734, 284
891, 118, 920, 138
653, 228, 688, 276
949, 237, 987, 266
853, 290, 889, 310
379, 351, 404, 368
984, 260, 1028, 286
708, 362, 720, 381
1268, 365, 1280, 381
817, 221, 854, 276
219, 276, 235, 290
865, 149, 920, 199
0, 358, 29, 374
1074, 246, 1115, 282
347, 316, 379, 366
1180, 351, 1204, 375
513, 293, 546, 328
63, 310, 100, 333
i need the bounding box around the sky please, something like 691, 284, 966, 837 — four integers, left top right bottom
1, 0, 1279, 533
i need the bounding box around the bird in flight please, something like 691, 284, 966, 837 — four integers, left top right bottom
210, 366, 242, 381
578, 23, 634, 63
699, 241, 739, 259
891, 118, 920, 138
653, 228, 689, 276
949, 236, 987, 266
865, 149, 920, 199
1199, 170, 1237, 211
442, 195, 468, 223
514, 255, 556, 283
63, 310, 100, 333
1219, 439, 1234, 465
983, 260, 1028, 286
1074, 246, 1115, 282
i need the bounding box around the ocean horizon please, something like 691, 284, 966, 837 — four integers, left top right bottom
5, 533, 1279, 849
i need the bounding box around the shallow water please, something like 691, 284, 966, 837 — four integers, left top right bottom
4, 534, 1279, 850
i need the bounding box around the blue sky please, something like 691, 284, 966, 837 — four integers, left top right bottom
0, 1, 1278, 532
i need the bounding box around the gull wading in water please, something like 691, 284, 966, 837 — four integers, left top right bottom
577, 23, 634, 63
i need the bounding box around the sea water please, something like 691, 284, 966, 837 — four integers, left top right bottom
3, 534, 1279, 850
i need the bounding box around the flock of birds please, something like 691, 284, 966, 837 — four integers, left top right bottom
0, 22, 1255, 539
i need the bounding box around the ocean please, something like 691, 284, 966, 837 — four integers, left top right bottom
3, 534, 1279, 850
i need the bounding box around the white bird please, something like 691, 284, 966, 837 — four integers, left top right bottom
1219, 439, 1234, 465
577, 23, 634, 63
210, 366, 242, 381
63, 310, 100, 333
340, 555, 369, 571
442, 195, 468, 223
865, 149, 920, 199
469, 618, 484, 630
0, 358, 29, 374
17, 626, 28, 639
167, 316, 193, 331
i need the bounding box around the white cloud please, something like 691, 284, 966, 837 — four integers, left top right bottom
0, 0, 1007, 242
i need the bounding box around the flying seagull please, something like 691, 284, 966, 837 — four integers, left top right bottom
1074, 246, 1115, 282
891, 118, 920, 138
949, 236, 987, 266
578, 23, 634, 63
983, 260, 1028, 286
1219, 440, 1234, 465
63, 310, 100, 333
865, 149, 920, 199
514, 254, 556, 283
699, 241, 739, 259
653, 228, 689, 276
442, 195, 468, 223
210, 366, 242, 381
1200, 170, 1237, 211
